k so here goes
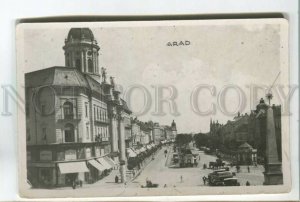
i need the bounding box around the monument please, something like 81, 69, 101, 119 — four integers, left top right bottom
263, 88, 283, 185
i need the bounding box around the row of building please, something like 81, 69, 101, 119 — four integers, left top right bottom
209, 98, 282, 164
25, 28, 177, 188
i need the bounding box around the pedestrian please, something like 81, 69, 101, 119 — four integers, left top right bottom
202, 176, 207, 185
115, 175, 119, 183
164, 184, 167, 188
180, 175, 183, 183
72, 180, 76, 189
236, 165, 240, 173
246, 181, 250, 186
247, 166, 250, 173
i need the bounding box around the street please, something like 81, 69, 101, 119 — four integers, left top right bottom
132, 145, 264, 188
32, 145, 265, 197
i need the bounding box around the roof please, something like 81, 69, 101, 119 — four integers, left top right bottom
121, 99, 132, 114
25, 66, 89, 88
67, 28, 94, 41
25, 66, 106, 98
238, 142, 253, 149
84, 74, 104, 94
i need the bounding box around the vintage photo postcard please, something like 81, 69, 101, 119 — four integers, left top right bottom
16, 18, 291, 198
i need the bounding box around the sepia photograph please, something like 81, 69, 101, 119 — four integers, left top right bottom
16, 18, 291, 198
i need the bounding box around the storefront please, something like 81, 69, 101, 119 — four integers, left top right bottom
27, 162, 56, 188
57, 161, 89, 186
87, 159, 106, 183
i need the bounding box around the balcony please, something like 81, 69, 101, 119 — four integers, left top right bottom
101, 137, 109, 142
57, 113, 81, 122
94, 119, 109, 125
95, 135, 110, 143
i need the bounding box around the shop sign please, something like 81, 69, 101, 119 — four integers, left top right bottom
65, 149, 76, 160
40, 150, 52, 161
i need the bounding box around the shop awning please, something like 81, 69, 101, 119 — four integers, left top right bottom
97, 157, 112, 170
127, 148, 137, 158
104, 156, 116, 167
133, 148, 140, 155
88, 159, 105, 172
140, 147, 146, 152
58, 161, 89, 174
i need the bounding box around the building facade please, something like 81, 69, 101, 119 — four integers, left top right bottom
26, 28, 130, 187
209, 98, 282, 163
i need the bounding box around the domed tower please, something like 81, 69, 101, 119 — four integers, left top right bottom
63, 28, 101, 82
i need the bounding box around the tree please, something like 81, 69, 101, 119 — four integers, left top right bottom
193, 133, 209, 148
175, 134, 192, 147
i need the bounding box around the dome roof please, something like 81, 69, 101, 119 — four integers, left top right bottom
238, 142, 253, 149
67, 28, 94, 41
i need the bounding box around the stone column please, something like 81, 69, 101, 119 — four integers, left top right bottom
263, 106, 283, 185
109, 108, 119, 154
81, 50, 85, 72
118, 113, 126, 183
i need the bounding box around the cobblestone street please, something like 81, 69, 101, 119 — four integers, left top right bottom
52, 145, 264, 192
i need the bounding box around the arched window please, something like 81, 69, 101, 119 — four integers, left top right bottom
88, 59, 93, 73
75, 59, 81, 71
64, 123, 75, 142
63, 101, 73, 119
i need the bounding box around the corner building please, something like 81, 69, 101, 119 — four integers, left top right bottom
25, 28, 130, 187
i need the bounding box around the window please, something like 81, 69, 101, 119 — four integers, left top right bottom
26, 129, 31, 141
86, 126, 90, 139
64, 123, 75, 142
97, 108, 99, 120
42, 128, 47, 142
26, 104, 30, 117
94, 106, 96, 120
41, 105, 46, 115
88, 59, 93, 72
75, 59, 81, 71
85, 103, 88, 117
63, 101, 74, 119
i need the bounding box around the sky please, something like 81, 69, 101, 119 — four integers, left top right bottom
20, 19, 287, 133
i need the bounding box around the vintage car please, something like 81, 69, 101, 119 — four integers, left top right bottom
173, 153, 179, 163
208, 170, 234, 186
141, 180, 159, 188
223, 178, 240, 186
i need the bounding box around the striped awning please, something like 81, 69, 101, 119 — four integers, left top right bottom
88, 159, 105, 172
58, 161, 89, 174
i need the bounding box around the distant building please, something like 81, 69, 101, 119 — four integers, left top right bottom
210, 98, 281, 162
152, 120, 177, 144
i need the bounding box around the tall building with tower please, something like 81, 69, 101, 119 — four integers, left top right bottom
25, 28, 130, 188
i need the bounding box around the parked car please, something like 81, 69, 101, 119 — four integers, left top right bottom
223, 178, 240, 186
208, 170, 234, 186
173, 153, 179, 163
